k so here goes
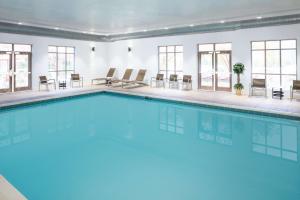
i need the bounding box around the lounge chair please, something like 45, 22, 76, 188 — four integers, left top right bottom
91, 68, 116, 85
122, 69, 147, 88
249, 78, 267, 97
290, 80, 300, 100
110, 69, 133, 87
150, 74, 165, 88
39, 76, 56, 91
181, 75, 192, 90
168, 74, 179, 89
70, 74, 83, 88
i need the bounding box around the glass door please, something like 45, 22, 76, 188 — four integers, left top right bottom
198, 43, 232, 91
0, 53, 12, 93
14, 53, 32, 91
198, 52, 214, 90
215, 51, 232, 91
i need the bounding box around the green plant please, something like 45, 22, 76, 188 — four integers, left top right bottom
233, 63, 245, 84
234, 83, 244, 90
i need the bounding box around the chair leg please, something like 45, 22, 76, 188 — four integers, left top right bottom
265, 88, 267, 98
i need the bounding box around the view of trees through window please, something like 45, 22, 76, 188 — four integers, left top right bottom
251, 40, 297, 89
48, 46, 75, 81
158, 45, 183, 78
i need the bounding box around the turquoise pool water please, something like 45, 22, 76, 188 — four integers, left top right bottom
0, 93, 299, 200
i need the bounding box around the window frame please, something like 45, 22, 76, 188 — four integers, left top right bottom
251, 39, 297, 89
48, 45, 75, 81
158, 45, 183, 78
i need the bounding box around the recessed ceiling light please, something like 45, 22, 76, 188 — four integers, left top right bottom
256, 16, 262, 19
220, 20, 225, 24
189, 24, 194, 27
17, 22, 23, 25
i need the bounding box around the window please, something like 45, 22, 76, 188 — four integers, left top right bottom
251, 40, 297, 89
158, 45, 183, 78
159, 106, 184, 135
198, 111, 232, 146
252, 120, 298, 161
48, 46, 75, 81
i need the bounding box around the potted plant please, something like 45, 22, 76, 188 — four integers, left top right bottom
233, 63, 245, 96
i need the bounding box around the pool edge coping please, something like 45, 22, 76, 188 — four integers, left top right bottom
0, 88, 299, 120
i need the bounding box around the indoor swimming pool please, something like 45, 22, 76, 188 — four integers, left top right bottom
0, 92, 299, 200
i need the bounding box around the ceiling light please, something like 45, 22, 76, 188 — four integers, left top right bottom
54, 27, 59, 30
164, 27, 169, 30
17, 22, 23, 25
143, 30, 148, 32
220, 20, 225, 24
189, 24, 194, 27
256, 16, 262, 19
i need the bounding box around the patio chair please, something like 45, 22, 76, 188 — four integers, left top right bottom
70, 74, 83, 88
181, 75, 192, 90
91, 68, 116, 85
168, 74, 179, 89
249, 78, 267, 97
39, 76, 56, 91
110, 69, 133, 87
122, 69, 147, 88
150, 73, 165, 88
290, 80, 300, 100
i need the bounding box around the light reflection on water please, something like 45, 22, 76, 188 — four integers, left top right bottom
0, 94, 299, 200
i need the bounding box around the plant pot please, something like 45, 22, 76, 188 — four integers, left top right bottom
235, 89, 242, 96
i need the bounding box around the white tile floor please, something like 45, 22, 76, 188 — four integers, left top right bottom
1, 85, 300, 118
0, 175, 27, 200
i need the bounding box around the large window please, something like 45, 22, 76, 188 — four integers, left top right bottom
252, 119, 298, 161
159, 106, 184, 135
48, 46, 75, 81
158, 45, 183, 78
251, 40, 297, 89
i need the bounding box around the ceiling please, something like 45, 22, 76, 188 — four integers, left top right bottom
0, 0, 300, 35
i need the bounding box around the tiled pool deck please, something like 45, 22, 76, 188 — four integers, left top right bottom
0, 85, 300, 119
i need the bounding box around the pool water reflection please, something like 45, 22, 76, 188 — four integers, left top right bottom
0, 93, 299, 200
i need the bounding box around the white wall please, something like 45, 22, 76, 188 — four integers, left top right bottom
0, 33, 108, 90
107, 24, 300, 93
1, 23, 300, 93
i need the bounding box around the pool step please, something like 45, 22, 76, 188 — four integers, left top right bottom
0, 175, 27, 200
